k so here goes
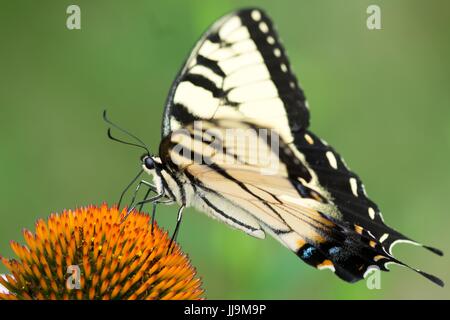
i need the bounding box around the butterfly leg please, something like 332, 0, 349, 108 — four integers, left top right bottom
118, 169, 143, 209
168, 205, 185, 253
137, 186, 174, 232
122, 191, 165, 222
137, 184, 155, 211
138, 187, 159, 233
136, 183, 173, 209
127, 180, 156, 210
150, 202, 157, 234
135, 186, 158, 233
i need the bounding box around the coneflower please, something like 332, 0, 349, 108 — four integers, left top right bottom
0, 204, 204, 300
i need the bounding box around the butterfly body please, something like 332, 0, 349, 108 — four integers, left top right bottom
122, 7, 443, 287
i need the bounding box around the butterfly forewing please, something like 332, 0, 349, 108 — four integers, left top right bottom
162, 8, 309, 144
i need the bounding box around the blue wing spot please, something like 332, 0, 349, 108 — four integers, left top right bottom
329, 246, 341, 256
302, 246, 315, 259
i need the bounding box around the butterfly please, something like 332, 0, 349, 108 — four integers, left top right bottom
104, 8, 443, 286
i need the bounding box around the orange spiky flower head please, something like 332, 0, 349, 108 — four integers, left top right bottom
0, 204, 204, 300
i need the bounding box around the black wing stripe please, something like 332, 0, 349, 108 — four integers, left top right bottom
154, 166, 177, 202
196, 55, 226, 77
206, 32, 221, 44
198, 191, 259, 232
185, 170, 290, 235
206, 163, 291, 226
171, 103, 200, 124
183, 74, 225, 99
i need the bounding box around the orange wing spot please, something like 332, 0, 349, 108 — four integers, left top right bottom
355, 225, 363, 234
313, 234, 327, 243
374, 255, 385, 262
296, 239, 306, 249
317, 259, 335, 271
369, 240, 377, 248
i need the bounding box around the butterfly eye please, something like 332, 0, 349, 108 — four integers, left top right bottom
143, 157, 155, 170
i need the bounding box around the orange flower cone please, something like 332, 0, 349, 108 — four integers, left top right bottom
0, 204, 204, 300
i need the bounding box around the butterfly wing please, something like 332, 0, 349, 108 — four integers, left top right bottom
162, 8, 309, 144
159, 8, 443, 286
160, 120, 443, 286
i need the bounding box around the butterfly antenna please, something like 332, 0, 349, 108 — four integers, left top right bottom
103, 110, 151, 155
106, 128, 150, 154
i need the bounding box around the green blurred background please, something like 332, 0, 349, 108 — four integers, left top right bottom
0, 0, 449, 299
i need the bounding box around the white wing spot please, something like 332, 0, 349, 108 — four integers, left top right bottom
318, 264, 336, 272
251, 10, 261, 21
380, 233, 389, 243
325, 151, 338, 169
350, 177, 358, 197
289, 81, 295, 89
267, 36, 275, 44
259, 22, 269, 33
280, 63, 288, 72
304, 133, 314, 145
273, 48, 281, 57
368, 207, 376, 220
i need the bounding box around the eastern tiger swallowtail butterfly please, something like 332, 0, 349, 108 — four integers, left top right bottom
104, 8, 443, 286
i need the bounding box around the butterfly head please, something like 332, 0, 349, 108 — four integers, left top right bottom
141, 154, 163, 174
143, 156, 155, 170
140, 153, 175, 202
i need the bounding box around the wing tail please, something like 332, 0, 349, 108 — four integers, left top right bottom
268, 207, 445, 287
